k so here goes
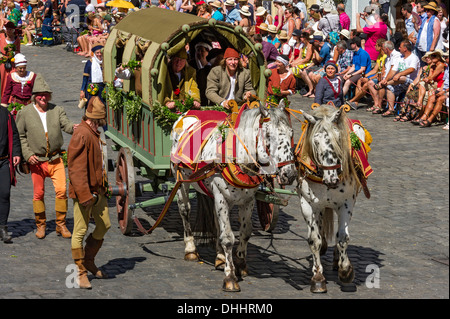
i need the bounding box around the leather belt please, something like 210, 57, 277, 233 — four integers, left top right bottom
0, 155, 8, 160
35, 150, 61, 158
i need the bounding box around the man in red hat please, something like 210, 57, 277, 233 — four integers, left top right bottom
205, 47, 255, 108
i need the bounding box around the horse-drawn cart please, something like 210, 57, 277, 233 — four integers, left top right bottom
102, 8, 289, 235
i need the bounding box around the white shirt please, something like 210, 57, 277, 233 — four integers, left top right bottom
33, 104, 48, 133
384, 49, 403, 78
398, 52, 420, 81
222, 74, 236, 105
417, 18, 429, 51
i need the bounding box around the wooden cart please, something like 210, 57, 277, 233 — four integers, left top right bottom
102, 8, 291, 235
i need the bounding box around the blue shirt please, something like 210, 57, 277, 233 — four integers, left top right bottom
267, 35, 280, 47
352, 48, 372, 74
225, 8, 241, 24
319, 42, 332, 66
212, 9, 224, 22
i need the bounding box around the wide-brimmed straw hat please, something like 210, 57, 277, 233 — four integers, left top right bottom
339, 29, 350, 40
277, 30, 288, 40
255, 6, 266, 16
267, 24, 278, 34
423, 1, 439, 12
210, 0, 221, 8
239, 5, 251, 16
224, 0, 235, 6
258, 22, 269, 32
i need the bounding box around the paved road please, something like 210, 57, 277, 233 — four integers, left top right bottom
0, 45, 448, 305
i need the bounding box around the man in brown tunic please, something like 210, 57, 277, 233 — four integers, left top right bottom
67, 96, 110, 289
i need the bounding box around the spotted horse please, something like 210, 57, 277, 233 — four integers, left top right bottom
294, 104, 373, 293
170, 100, 297, 292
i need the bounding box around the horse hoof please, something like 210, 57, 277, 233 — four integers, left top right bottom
222, 276, 241, 292
184, 252, 200, 261
310, 280, 327, 293
338, 265, 355, 284
215, 258, 225, 270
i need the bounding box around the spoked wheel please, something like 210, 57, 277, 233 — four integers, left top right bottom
256, 176, 281, 232
116, 147, 135, 235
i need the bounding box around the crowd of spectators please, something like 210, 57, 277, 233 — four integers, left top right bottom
1, 0, 448, 131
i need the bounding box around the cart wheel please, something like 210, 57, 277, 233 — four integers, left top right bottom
256, 177, 281, 232
116, 147, 135, 235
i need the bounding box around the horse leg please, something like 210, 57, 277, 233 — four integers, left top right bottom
214, 192, 240, 292
335, 201, 355, 284
234, 200, 254, 278
176, 183, 199, 261
300, 198, 327, 293
215, 214, 226, 270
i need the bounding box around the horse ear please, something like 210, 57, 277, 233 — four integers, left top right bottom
278, 99, 286, 111
331, 108, 343, 123
302, 112, 317, 125
260, 103, 270, 118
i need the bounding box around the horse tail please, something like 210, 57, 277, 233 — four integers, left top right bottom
322, 207, 334, 244
193, 192, 217, 247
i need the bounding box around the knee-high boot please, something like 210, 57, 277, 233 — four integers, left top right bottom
71, 248, 92, 289
33, 200, 46, 239
55, 198, 71, 238
84, 234, 108, 279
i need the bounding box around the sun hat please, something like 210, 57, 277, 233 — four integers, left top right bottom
339, 29, 350, 40
239, 5, 251, 16
224, 47, 239, 60
255, 6, 266, 16
258, 23, 269, 32
195, 42, 212, 51
277, 30, 288, 40
430, 49, 445, 62
421, 51, 433, 62
224, 0, 235, 6
423, 1, 439, 12
267, 24, 278, 33
14, 53, 27, 67
322, 3, 332, 12
210, 0, 221, 8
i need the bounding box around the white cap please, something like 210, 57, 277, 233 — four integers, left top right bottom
14, 53, 27, 66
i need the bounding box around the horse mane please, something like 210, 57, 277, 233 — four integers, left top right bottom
235, 106, 291, 164
303, 105, 360, 186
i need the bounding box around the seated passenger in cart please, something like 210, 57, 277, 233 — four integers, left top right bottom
164, 48, 201, 111
205, 48, 256, 109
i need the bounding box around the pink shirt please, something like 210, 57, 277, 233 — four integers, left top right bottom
339, 12, 350, 31
363, 22, 387, 61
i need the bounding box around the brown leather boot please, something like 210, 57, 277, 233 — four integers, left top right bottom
72, 248, 92, 289
84, 234, 108, 279
55, 198, 71, 238
33, 200, 46, 239
55, 212, 72, 238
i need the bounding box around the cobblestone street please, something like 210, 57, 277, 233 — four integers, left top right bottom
0, 44, 448, 304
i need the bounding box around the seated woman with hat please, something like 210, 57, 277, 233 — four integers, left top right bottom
1, 53, 37, 108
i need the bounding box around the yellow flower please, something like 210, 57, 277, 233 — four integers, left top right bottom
11, 58, 15, 62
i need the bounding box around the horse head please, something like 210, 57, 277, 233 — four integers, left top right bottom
257, 100, 297, 185
302, 105, 351, 189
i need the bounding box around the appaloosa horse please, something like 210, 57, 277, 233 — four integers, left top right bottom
170, 101, 297, 292
296, 104, 369, 293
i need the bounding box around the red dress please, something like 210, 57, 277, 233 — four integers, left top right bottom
1, 71, 37, 107
0, 33, 21, 97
